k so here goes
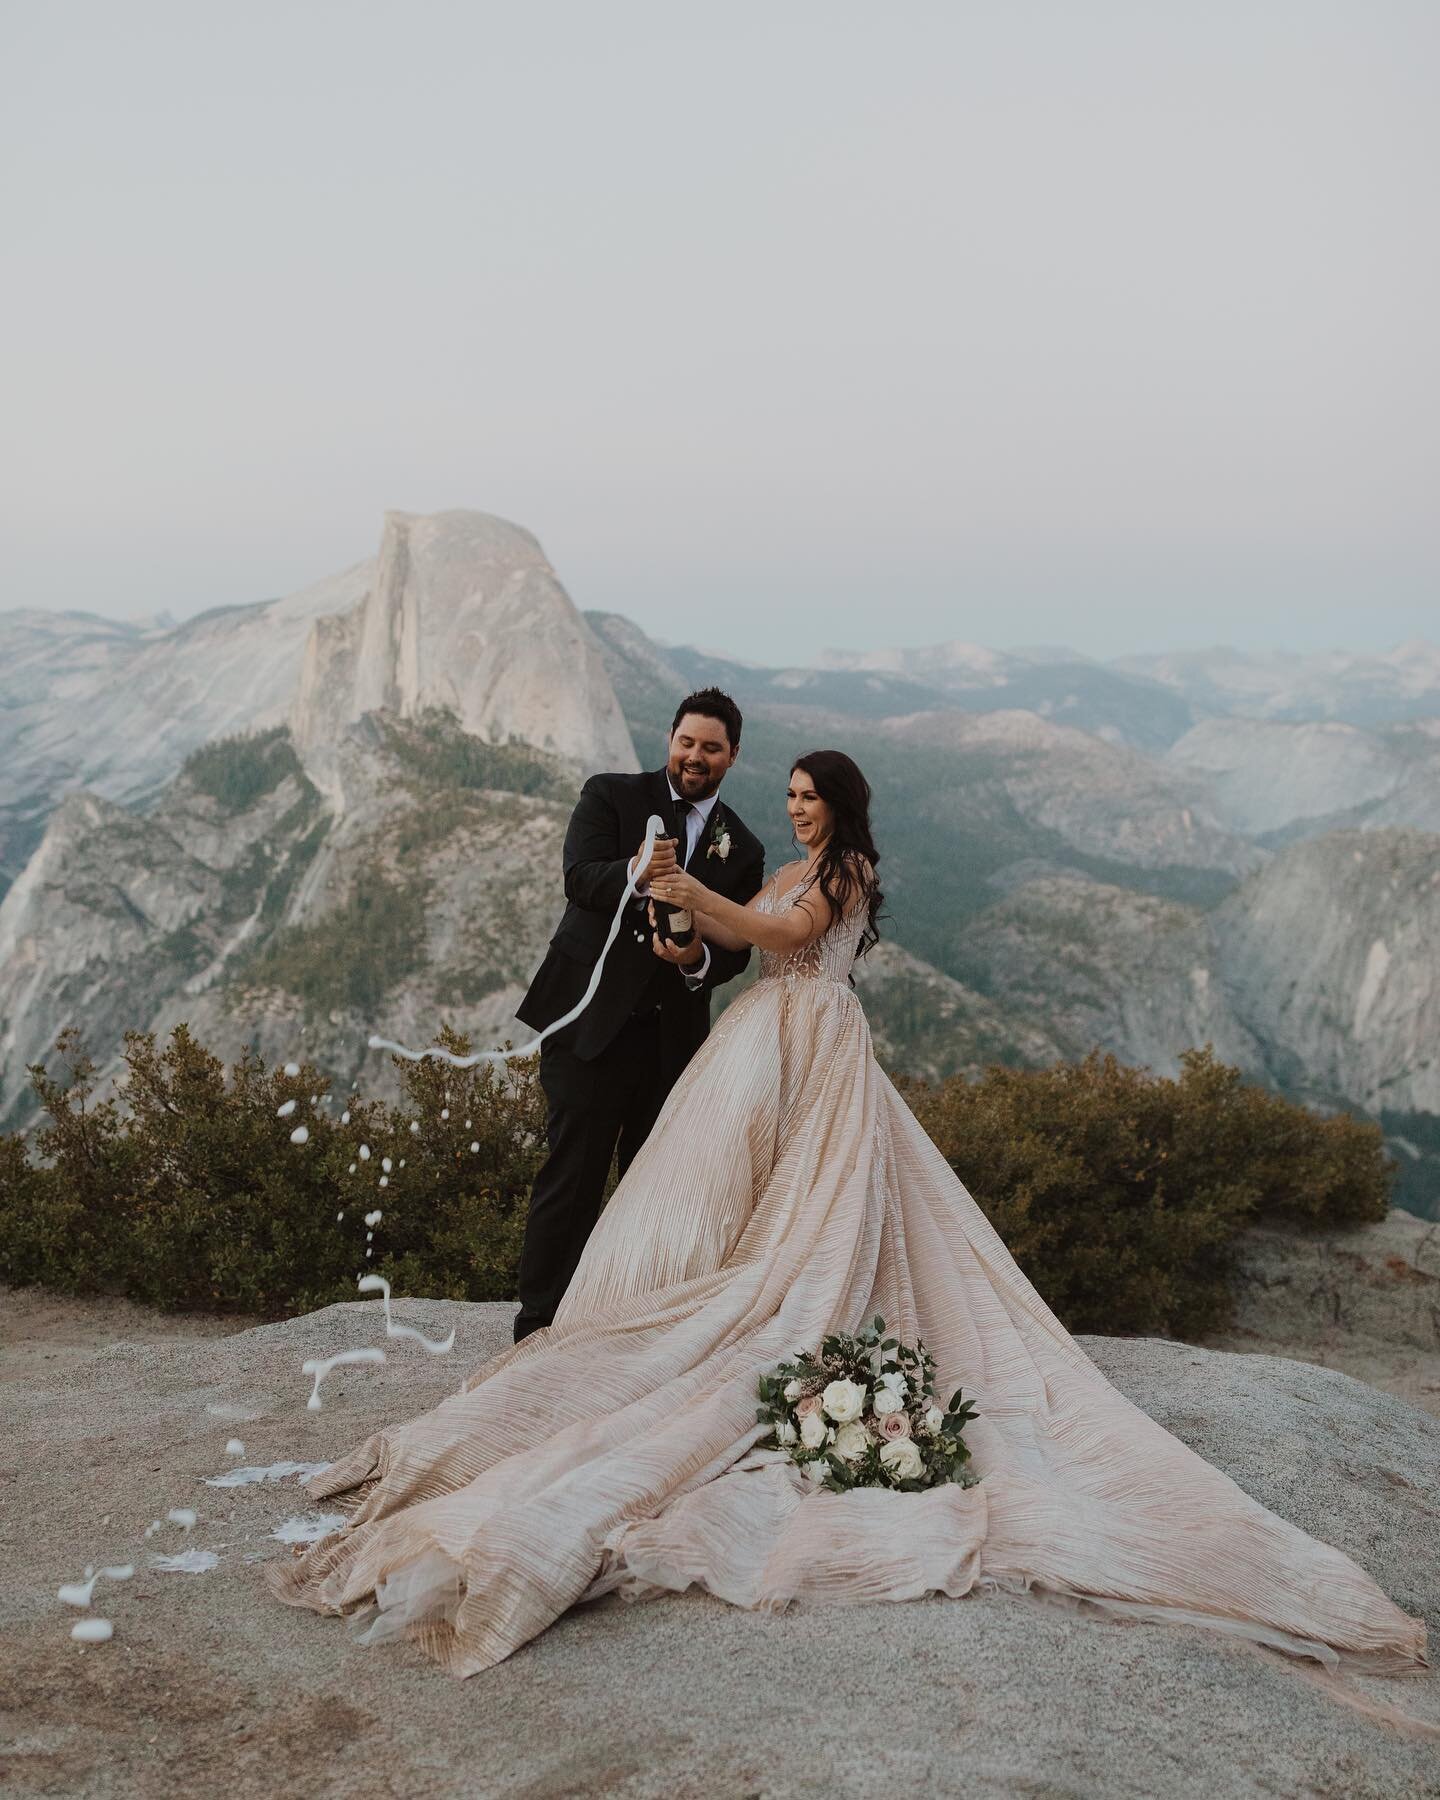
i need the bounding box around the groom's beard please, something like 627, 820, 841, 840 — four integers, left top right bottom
669, 762, 726, 802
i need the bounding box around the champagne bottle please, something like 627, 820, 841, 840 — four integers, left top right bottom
650, 837, 695, 949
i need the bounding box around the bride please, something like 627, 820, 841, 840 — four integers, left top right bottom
271, 749, 1428, 1701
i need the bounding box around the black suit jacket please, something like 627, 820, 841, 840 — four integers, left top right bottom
517, 769, 765, 1064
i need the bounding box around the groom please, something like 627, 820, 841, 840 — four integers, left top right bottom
512, 687, 765, 1340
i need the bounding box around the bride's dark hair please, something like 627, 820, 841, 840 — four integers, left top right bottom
790, 749, 884, 959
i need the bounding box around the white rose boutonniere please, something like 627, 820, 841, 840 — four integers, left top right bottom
706, 815, 732, 861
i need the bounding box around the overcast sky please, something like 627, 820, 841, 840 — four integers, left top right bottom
2, 1, 1435, 664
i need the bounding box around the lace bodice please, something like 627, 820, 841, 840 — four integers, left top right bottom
754, 865, 867, 986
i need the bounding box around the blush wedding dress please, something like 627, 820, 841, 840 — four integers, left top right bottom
270, 870, 1428, 1702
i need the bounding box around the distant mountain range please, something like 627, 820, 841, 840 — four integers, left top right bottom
654, 634, 1440, 751
2, 510, 1436, 1220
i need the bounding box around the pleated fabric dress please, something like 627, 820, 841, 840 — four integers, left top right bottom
269, 872, 1429, 1695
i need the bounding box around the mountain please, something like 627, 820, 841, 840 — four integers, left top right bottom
0, 712, 582, 1131
1211, 829, 1440, 1120
946, 875, 1264, 1078
3, 530, 1437, 1219
851, 941, 1061, 1082
0, 564, 372, 895
0, 511, 633, 897
925, 833, 1440, 1218
676, 633, 1440, 751
664, 637, 1198, 750
1165, 717, 1440, 841
0, 511, 637, 1123
291, 511, 635, 807
874, 707, 1261, 877
591, 610, 1440, 1217
589, 614, 1261, 970
1116, 640, 1440, 727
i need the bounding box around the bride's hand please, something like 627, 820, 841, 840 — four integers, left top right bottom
650, 869, 704, 912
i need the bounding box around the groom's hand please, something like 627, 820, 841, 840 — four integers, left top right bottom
632, 835, 677, 887
647, 900, 704, 967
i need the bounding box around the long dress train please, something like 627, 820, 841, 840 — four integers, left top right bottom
269, 876, 1429, 1699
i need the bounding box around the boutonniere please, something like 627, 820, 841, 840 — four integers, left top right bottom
705, 814, 732, 861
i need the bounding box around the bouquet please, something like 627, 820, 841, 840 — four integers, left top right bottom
756, 1315, 980, 1493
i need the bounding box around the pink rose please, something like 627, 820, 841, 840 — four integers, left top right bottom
795, 1394, 823, 1419
879, 1410, 912, 1441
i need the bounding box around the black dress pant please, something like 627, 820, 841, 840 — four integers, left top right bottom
513, 1009, 678, 1341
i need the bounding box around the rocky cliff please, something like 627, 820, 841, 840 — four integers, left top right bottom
0, 563, 372, 894
877, 708, 1263, 879
291, 511, 635, 807
851, 941, 1060, 1082
5, 550, 1438, 1220
0, 716, 575, 1129
926, 832, 1440, 1110
1166, 715, 1440, 840
1202, 1206, 1440, 1421
0, 509, 635, 893
1212, 828, 1440, 1118
0, 509, 647, 1123
7, 1288, 1438, 1795
1117, 638, 1440, 726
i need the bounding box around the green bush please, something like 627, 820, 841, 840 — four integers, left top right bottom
242, 868, 428, 1014
181, 726, 304, 811
381, 708, 573, 801
896, 1047, 1391, 1339
0, 1024, 545, 1316
0, 1034, 1393, 1337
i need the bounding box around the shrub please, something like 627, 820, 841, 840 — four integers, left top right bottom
0, 1032, 1393, 1339
896, 1047, 1391, 1338
242, 868, 428, 1014
0, 1024, 545, 1317
380, 708, 573, 802
181, 726, 304, 811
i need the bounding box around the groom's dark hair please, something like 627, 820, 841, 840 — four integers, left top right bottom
671, 687, 743, 750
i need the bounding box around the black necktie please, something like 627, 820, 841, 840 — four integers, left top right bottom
674, 800, 693, 869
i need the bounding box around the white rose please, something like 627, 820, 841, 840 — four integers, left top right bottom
821, 1378, 866, 1423
879, 1439, 924, 1482
871, 1386, 903, 1416
774, 1419, 798, 1447
717, 831, 731, 860
782, 1378, 805, 1402
923, 1405, 945, 1436
803, 1456, 829, 1483
833, 1421, 870, 1463
800, 1411, 829, 1450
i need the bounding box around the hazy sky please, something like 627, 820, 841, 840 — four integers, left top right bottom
3, 2, 1435, 664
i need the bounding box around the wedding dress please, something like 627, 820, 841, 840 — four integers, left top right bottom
270, 872, 1428, 1697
